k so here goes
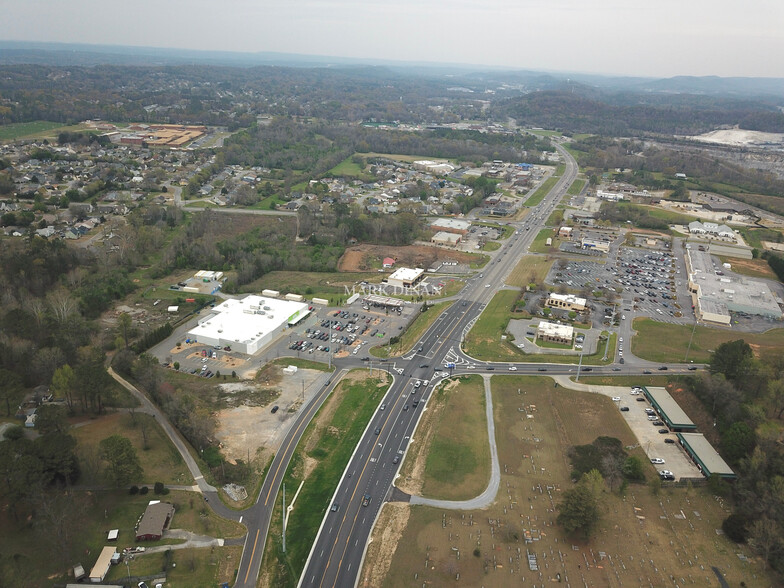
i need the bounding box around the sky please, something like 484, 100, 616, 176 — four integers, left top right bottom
2, 0, 784, 78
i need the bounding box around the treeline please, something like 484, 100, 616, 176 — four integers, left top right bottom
762, 251, 784, 283
493, 89, 784, 136
573, 136, 784, 200
223, 118, 547, 192
688, 340, 784, 573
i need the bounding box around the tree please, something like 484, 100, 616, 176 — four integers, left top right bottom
622, 456, 646, 481
34, 404, 69, 436
556, 482, 600, 539
117, 312, 132, 349
0, 369, 24, 417
722, 421, 756, 463
722, 513, 749, 543
99, 435, 142, 488
709, 339, 753, 383
748, 517, 781, 570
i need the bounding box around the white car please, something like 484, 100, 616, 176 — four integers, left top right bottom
485, 284, 491, 288
619, 337, 624, 343
612, 396, 621, 402
650, 458, 665, 464
508, 366, 518, 371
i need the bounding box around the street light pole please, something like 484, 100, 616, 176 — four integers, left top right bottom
684, 318, 698, 363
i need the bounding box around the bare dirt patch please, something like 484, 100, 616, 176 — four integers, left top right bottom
358, 503, 411, 588
214, 366, 329, 462
338, 244, 479, 272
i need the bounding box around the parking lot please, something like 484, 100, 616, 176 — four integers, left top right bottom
616, 387, 701, 480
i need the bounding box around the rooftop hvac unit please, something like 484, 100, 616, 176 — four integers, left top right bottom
263, 306, 271, 311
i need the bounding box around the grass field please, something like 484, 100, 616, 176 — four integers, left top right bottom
0, 120, 75, 141
506, 255, 554, 288
259, 371, 391, 587
529, 227, 558, 253
737, 226, 784, 249
572, 375, 676, 387
525, 176, 558, 207
567, 178, 586, 195
362, 152, 457, 164
632, 317, 784, 363
71, 412, 192, 485
371, 301, 453, 358
419, 375, 490, 499
367, 375, 770, 587
326, 155, 374, 180
245, 270, 382, 304
481, 240, 502, 251
717, 256, 777, 280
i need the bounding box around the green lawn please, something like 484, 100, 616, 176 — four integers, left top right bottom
262, 371, 391, 587
0, 120, 72, 141
529, 228, 558, 253
527, 129, 561, 137
631, 318, 784, 363
481, 241, 502, 251
567, 178, 586, 196
245, 271, 382, 304
507, 255, 554, 288
326, 155, 374, 180
422, 374, 490, 500
464, 292, 614, 365
526, 177, 559, 207
371, 301, 453, 358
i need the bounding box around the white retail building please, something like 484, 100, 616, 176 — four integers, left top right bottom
187, 295, 309, 354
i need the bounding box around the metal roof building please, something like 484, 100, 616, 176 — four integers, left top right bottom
677, 432, 736, 479
642, 387, 697, 431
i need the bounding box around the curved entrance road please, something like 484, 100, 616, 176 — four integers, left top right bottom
409, 374, 500, 510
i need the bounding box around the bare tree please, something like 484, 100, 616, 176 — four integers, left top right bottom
47, 287, 78, 325
749, 517, 780, 569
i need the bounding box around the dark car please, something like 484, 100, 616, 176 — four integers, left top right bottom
362, 494, 371, 507
620, 406, 630, 412
658, 428, 669, 434
658, 366, 668, 371
271, 405, 279, 414
643, 370, 652, 374
537, 367, 547, 372
374, 427, 381, 435
688, 366, 698, 370
331, 503, 339, 512
487, 367, 495, 371
392, 455, 400, 464
420, 364, 429, 368
652, 420, 664, 426
664, 438, 676, 444
636, 397, 646, 402
582, 367, 593, 372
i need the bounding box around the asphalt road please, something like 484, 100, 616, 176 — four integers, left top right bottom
232, 142, 702, 588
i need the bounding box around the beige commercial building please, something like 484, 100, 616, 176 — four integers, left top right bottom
546, 293, 587, 312
536, 321, 574, 345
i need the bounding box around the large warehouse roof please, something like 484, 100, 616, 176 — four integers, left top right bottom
187, 295, 308, 349
388, 267, 424, 282
644, 387, 696, 430
677, 433, 736, 479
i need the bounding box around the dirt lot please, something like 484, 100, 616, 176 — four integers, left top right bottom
214, 364, 330, 462
364, 376, 771, 587
338, 244, 480, 272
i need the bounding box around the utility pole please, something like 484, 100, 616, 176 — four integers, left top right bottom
684, 318, 698, 363
282, 483, 286, 554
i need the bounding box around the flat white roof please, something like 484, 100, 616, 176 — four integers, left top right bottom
432, 231, 461, 243
537, 321, 574, 338
431, 218, 471, 231
388, 267, 424, 282
187, 295, 307, 346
